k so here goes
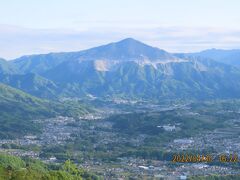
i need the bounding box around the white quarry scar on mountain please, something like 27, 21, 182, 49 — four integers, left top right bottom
93, 58, 189, 72
94, 60, 109, 71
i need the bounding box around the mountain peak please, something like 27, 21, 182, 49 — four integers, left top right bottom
78, 38, 177, 61
117, 38, 144, 44
112, 38, 154, 50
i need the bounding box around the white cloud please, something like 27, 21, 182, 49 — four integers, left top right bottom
1, 25, 240, 59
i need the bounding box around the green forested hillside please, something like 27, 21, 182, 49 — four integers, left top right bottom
0, 83, 90, 138
0, 154, 101, 180
0, 73, 59, 99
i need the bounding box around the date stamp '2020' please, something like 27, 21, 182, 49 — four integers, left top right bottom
172, 154, 239, 163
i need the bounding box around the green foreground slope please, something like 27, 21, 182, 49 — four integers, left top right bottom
0, 153, 101, 180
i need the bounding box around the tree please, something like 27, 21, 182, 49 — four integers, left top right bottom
62, 160, 83, 176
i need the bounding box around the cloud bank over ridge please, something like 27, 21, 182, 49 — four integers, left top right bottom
1, 24, 240, 59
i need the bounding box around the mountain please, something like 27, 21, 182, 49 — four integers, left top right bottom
12, 53, 73, 74
0, 73, 59, 98
41, 57, 240, 100
0, 58, 18, 74
176, 49, 240, 68
12, 38, 179, 74
0, 83, 53, 138
0, 83, 90, 138
1, 38, 240, 100
67, 38, 178, 61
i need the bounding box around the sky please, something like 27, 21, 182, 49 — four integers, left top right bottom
1, 0, 240, 59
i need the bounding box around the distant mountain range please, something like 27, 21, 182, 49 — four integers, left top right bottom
1, 38, 240, 100
175, 49, 240, 68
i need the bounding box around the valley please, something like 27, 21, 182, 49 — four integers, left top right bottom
1, 100, 240, 179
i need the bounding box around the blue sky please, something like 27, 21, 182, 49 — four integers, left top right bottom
1, 0, 240, 59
